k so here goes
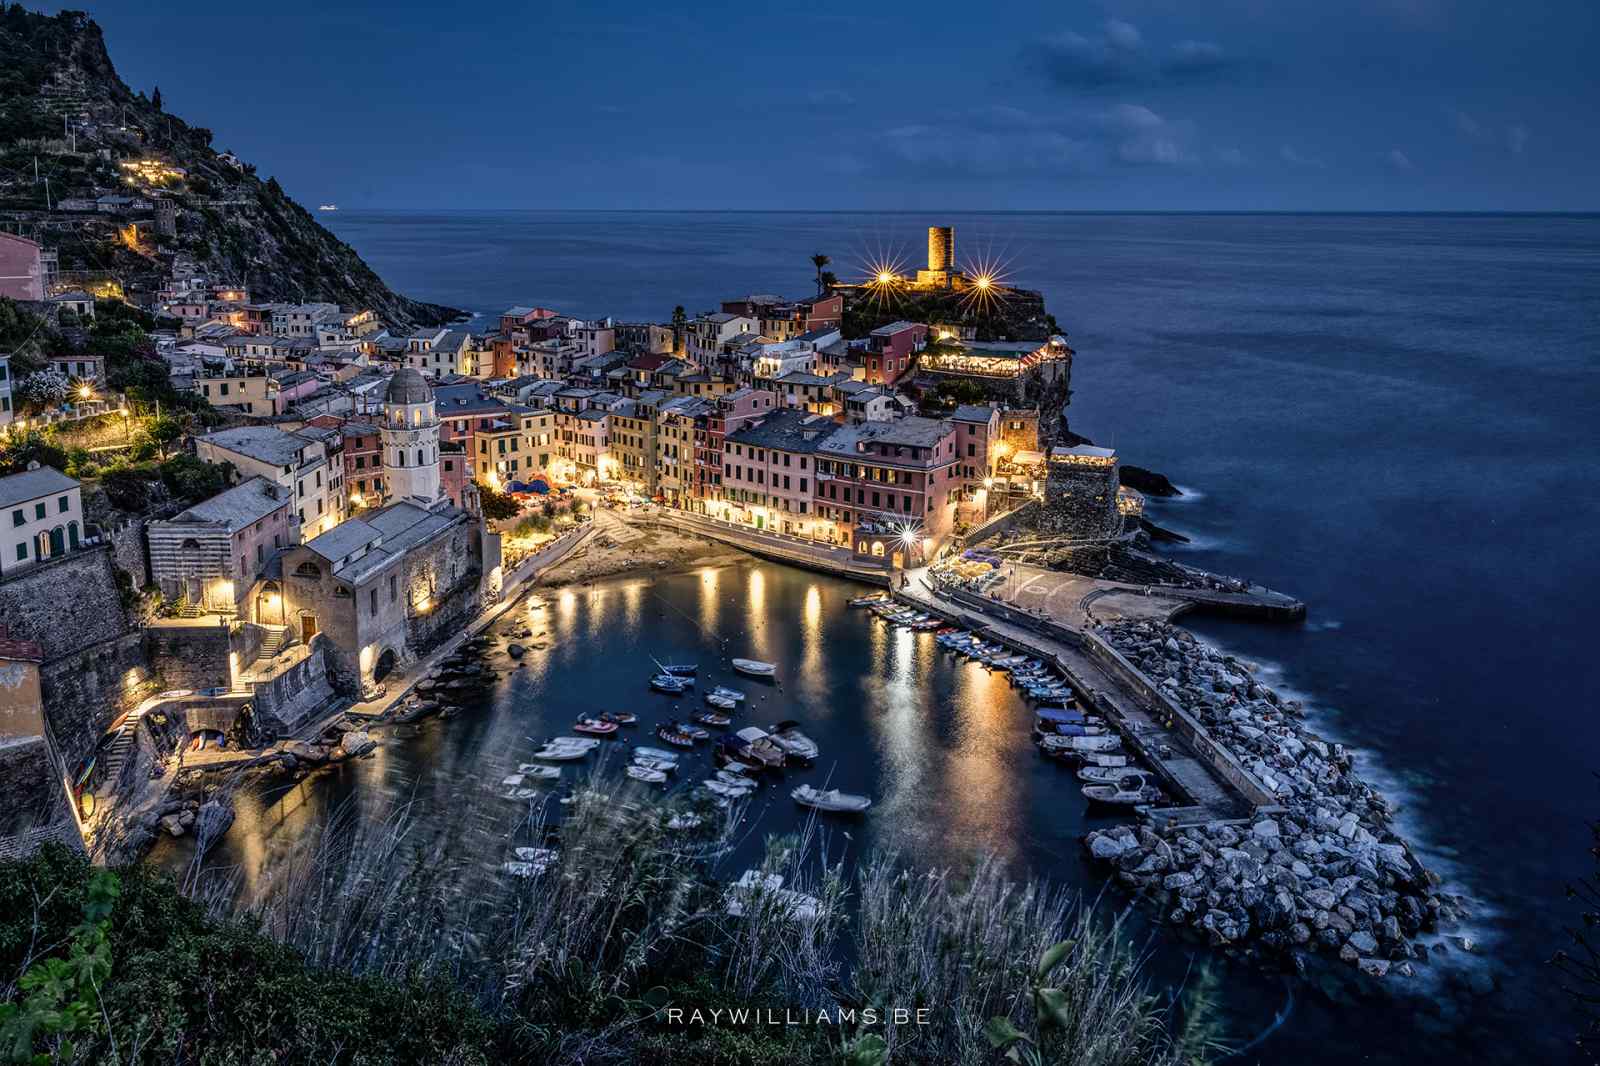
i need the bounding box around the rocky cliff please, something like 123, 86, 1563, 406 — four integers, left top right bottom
0, 6, 457, 326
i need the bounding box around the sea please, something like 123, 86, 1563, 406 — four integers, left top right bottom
227, 211, 1600, 1062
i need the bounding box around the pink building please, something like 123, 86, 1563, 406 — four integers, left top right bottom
864, 321, 929, 385
718, 407, 834, 538
269, 370, 321, 414
812, 415, 961, 565
146, 477, 293, 614
949, 403, 999, 522
0, 234, 43, 301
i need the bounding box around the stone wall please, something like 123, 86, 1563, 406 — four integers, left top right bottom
0, 545, 130, 660
250, 635, 333, 736
40, 633, 152, 773
143, 621, 233, 693
1041, 462, 1121, 541
106, 515, 151, 589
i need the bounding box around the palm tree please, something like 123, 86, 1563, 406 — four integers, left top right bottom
670, 305, 687, 355
810, 253, 831, 296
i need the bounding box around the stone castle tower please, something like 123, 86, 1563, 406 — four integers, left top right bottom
381, 368, 441, 504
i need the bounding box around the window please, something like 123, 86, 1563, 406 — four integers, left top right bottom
15, 543, 25, 561
10, 509, 21, 527
34, 502, 45, 520
370, 588, 378, 614
389, 574, 397, 602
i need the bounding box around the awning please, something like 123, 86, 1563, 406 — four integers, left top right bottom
529, 479, 551, 494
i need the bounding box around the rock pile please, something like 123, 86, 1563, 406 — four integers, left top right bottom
1083, 620, 1458, 976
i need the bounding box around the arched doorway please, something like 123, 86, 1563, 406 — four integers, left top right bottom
373, 648, 397, 682
67, 521, 79, 549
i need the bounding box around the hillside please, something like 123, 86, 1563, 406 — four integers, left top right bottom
0, 6, 457, 326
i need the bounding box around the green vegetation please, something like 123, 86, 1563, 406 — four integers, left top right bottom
475, 480, 521, 522
0, 791, 1219, 1065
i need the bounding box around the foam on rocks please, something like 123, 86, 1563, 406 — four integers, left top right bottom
1081, 620, 1460, 976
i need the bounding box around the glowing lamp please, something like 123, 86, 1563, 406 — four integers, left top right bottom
876, 271, 894, 284
78, 385, 92, 400
975, 276, 992, 290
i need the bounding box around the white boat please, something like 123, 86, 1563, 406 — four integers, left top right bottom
715, 769, 754, 786
634, 747, 681, 763
666, 813, 703, 831
731, 658, 777, 678
732, 726, 787, 767
710, 685, 746, 703
769, 721, 819, 761
501, 774, 527, 788
632, 754, 677, 773
724, 870, 821, 921
549, 736, 601, 749
791, 784, 872, 813
529, 744, 589, 761
1039, 734, 1122, 753
317, 203, 338, 211
1078, 766, 1148, 786
705, 693, 738, 710
1082, 782, 1164, 807
503, 787, 540, 801
626, 765, 668, 784
703, 779, 754, 798
517, 764, 562, 779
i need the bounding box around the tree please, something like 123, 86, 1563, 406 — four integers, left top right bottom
16, 369, 68, 409
810, 253, 831, 296
1557, 812, 1600, 1056
151, 84, 162, 110
474, 481, 520, 522
139, 413, 184, 459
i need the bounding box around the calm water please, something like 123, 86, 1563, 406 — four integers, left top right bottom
185, 212, 1600, 1062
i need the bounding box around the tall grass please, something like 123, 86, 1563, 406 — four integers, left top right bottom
174, 787, 1215, 1065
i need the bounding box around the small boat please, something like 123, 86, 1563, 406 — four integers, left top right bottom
731, 658, 777, 678
1079, 767, 1149, 786
547, 736, 601, 749
694, 711, 733, 728
634, 747, 682, 763
1083, 782, 1164, 807
710, 685, 746, 703
791, 784, 872, 813
769, 721, 820, 762
501, 773, 527, 788
529, 744, 589, 761
703, 778, 754, 798
318, 203, 339, 212
715, 747, 761, 775
715, 769, 754, 786
677, 722, 711, 740
517, 763, 562, 780
848, 594, 887, 608
704, 693, 738, 710
503, 787, 540, 800
626, 765, 668, 784
600, 711, 637, 726
666, 813, 703, 831
573, 717, 618, 736
654, 724, 696, 748
633, 755, 677, 773
660, 663, 698, 677
730, 727, 787, 767
650, 674, 691, 694
1039, 734, 1121, 753
724, 870, 821, 921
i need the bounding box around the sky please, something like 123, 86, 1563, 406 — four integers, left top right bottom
67, 0, 1600, 211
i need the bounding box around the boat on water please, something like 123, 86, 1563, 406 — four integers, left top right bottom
849, 594, 888, 608
626, 765, 668, 784
710, 685, 746, 703
600, 711, 638, 726
715, 769, 754, 787
791, 784, 872, 813
503, 787, 540, 800
1079, 766, 1149, 786
529, 744, 589, 761
731, 658, 777, 678
517, 763, 562, 779
728, 727, 787, 767
704, 692, 738, 710
654, 724, 696, 748
694, 711, 733, 727
769, 721, 820, 761
650, 674, 691, 694
632, 754, 677, 773
548, 736, 601, 749
1039, 733, 1122, 754
724, 870, 822, 921
317, 203, 338, 211
1082, 781, 1164, 807
634, 746, 682, 763
703, 778, 754, 798
660, 663, 698, 677
501, 773, 527, 788
573, 717, 618, 736
666, 812, 703, 831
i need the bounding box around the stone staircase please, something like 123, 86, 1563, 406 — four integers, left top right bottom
101, 702, 153, 784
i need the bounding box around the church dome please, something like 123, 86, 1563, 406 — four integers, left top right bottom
385, 368, 432, 405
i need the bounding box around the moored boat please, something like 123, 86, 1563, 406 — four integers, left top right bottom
1082, 782, 1164, 807
769, 721, 819, 761
626, 764, 668, 784
650, 674, 691, 694
634, 746, 682, 763
694, 711, 733, 727
654, 723, 696, 748
1039, 733, 1122, 753
704, 692, 738, 710
724, 870, 821, 921
731, 658, 777, 678
710, 685, 746, 703
600, 711, 638, 726
791, 784, 872, 813
729, 727, 787, 767
573, 717, 618, 736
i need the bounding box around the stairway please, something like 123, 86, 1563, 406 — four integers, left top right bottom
101, 702, 153, 783
258, 627, 286, 660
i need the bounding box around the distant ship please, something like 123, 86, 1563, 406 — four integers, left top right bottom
318, 203, 338, 212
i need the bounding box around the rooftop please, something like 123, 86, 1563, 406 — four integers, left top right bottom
727, 408, 837, 453
167, 476, 285, 530
950, 403, 997, 424
820, 415, 954, 456
199, 427, 315, 467
0, 466, 78, 509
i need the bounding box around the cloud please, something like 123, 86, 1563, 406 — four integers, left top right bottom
1507, 124, 1529, 154
1387, 148, 1414, 170
1028, 20, 1256, 90
872, 103, 1203, 178
807, 88, 856, 110
1452, 109, 1483, 138
1450, 109, 1530, 155
1279, 145, 1326, 168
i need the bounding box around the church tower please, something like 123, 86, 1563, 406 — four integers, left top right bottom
381, 368, 441, 505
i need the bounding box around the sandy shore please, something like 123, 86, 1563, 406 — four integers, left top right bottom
536, 517, 746, 586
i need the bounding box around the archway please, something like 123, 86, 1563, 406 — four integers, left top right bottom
373, 648, 397, 682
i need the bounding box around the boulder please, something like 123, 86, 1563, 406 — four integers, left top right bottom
1347, 930, 1379, 955
159, 814, 186, 837
1089, 834, 1129, 860
195, 801, 235, 844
